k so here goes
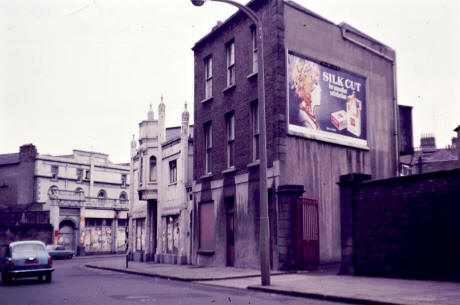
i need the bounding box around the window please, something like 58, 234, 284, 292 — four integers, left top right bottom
139, 157, 143, 185
251, 101, 260, 161
169, 160, 177, 184
85, 169, 91, 180
251, 26, 258, 73
97, 189, 107, 199
165, 215, 179, 254
48, 185, 59, 199
75, 187, 84, 200
121, 174, 127, 187
204, 56, 212, 99
204, 122, 212, 174
149, 156, 157, 181
226, 40, 235, 87
136, 218, 145, 251
119, 191, 128, 201
51, 165, 59, 179
118, 219, 127, 227
199, 201, 215, 251
226, 112, 235, 168
76, 168, 83, 182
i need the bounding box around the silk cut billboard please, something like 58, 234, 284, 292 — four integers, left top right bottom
287, 51, 368, 148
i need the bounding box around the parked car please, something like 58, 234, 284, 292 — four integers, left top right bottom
46, 244, 74, 259
0, 240, 54, 285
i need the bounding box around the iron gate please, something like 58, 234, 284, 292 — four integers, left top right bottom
296, 197, 319, 269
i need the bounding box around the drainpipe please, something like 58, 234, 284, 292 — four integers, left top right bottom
341, 26, 399, 176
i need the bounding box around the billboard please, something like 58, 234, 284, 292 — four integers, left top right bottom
287, 51, 368, 148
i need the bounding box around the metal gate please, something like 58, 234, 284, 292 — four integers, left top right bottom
296, 197, 319, 269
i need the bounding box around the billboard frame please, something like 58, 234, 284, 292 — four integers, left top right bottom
285, 49, 369, 150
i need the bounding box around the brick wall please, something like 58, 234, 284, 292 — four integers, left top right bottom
193, 0, 283, 181
340, 168, 460, 280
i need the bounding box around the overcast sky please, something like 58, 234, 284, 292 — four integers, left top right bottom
1, 0, 459, 163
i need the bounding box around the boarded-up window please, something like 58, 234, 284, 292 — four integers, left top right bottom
136, 218, 145, 251
199, 201, 215, 251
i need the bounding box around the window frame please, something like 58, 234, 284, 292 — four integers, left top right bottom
149, 156, 157, 182
198, 201, 215, 252
169, 159, 177, 184
51, 165, 59, 179
225, 112, 235, 168
251, 26, 258, 73
204, 122, 212, 175
204, 56, 213, 99
226, 40, 235, 87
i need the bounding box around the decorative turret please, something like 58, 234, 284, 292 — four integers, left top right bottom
131, 134, 137, 149
147, 103, 154, 121
181, 101, 189, 136
158, 95, 166, 143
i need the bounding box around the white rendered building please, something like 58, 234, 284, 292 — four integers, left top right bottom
129, 99, 193, 264
38, 150, 130, 255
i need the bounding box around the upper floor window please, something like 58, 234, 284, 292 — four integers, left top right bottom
139, 157, 143, 186
97, 189, 107, 199
204, 121, 212, 175
149, 156, 157, 181
251, 26, 258, 73
48, 185, 58, 199
121, 174, 127, 187
51, 165, 59, 179
76, 168, 83, 182
119, 191, 128, 201
226, 112, 235, 168
204, 56, 213, 99
85, 169, 91, 180
251, 101, 260, 161
226, 40, 235, 87
169, 160, 177, 184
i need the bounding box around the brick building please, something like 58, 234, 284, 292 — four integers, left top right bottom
192, 0, 399, 269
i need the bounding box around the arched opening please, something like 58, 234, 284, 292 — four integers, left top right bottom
75, 187, 84, 200
97, 189, 107, 199
119, 191, 128, 202
149, 155, 157, 181
48, 185, 59, 199
59, 220, 76, 250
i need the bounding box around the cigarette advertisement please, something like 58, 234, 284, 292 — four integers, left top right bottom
287, 51, 367, 148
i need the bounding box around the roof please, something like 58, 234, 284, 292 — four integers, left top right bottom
165, 126, 194, 142
0, 153, 19, 165
9, 240, 46, 247
192, 0, 393, 55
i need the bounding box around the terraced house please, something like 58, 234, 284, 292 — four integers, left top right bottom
192, 0, 400, 270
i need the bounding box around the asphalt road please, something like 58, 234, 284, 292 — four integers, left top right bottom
1, 257, 349, 305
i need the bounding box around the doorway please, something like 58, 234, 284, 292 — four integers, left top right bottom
225, 197, 235, 266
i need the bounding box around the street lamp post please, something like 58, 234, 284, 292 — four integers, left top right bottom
191, 0, 270, 286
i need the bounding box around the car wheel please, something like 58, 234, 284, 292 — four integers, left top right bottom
38, 275, 44, 282
2, 273, 10, 285
45, 272, 52, 283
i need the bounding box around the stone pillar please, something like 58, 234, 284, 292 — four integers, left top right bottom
50, 204, 60, 244
276, 185, 304, 270
78, 207, 86, 256
112, 211, 118, 253
337, 173, 371, 275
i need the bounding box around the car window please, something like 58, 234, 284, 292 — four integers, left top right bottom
12, 244, 46, 258
57, 246, 65, 250
47, 245, 57, 250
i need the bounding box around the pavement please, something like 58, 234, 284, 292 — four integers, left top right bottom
85, 256, 460, 305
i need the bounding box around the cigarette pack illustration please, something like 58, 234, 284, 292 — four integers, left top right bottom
346, 92, 362, 137
331, 110, 347, 130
